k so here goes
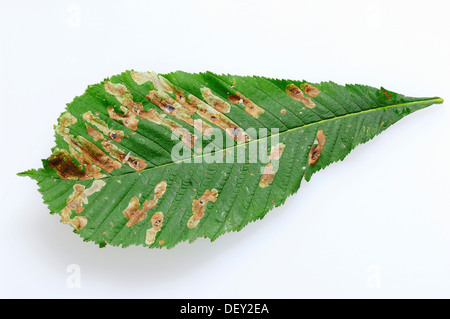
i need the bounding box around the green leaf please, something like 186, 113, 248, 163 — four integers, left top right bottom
19, 71, 443, 249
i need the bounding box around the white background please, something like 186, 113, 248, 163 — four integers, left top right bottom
1, 0, 449, 299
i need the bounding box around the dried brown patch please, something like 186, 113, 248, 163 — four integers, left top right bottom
130, 71, 153, 85
259, 143, 285, 188
107, 106, 139, 131
228, 92, 265, 119
83, 111, 124, 142
104, 81, 127, 98
286, 84, 316, 108
48, 149, 105, 180
60, 112, 77, 128
146, 90, 177, 114
86, 124, 103, 141
259, 163, 276, 188
300, 83, 320, 97
308, 130, 326, 165
60, 180, 106, 230
189, 94, 250, 142
111, 93, 196, 148
268, 143, 285, 160
145, 212, 164, 245
146, 90, 212, 136
133, 72, 250, 142
104, 81, 144, 131
187, 189, 218, 229
101, 140, 147, 171
70, 216, 88, 231
123, 181, 167, 227
122, 197, 145, 227
201, 88, 230, 113
67, 136, 122, 173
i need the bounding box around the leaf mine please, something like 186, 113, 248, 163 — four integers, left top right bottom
286, 83, 316, 108
60, 180, 106, 230
123, 181, 167, 227
83, 111, 124, 142
188, 189, 219, 229
145, 212, 164, 245
228, 91, 265, 119
259, 143, 285, 188
308, 130, 326, 165
200, 88, 231, 113
300, 83, 320, 97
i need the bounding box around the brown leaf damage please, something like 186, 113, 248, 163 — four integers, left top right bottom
286, 84, 316, 108
107, 106, 139, 131
48, 148, 104, 180
187, 189, 219, 229
83, 111, 124, 142
105, 80, 196, 148
228, 92, 265, 119
60, 180, 106, 231
130, 72, 250, 143
101, 140, 147, 171
51, 112, 121, 179
86, 124, 103, 141
145, 212, 164, 245
259, 143, 285, 188
308, 130, 326, 165
201, 88, 231, 113
146, 90, 213, 136
123, 181, 167, 227
301, 83, 320, 97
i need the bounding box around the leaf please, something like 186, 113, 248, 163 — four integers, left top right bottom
18, 71, 443, 249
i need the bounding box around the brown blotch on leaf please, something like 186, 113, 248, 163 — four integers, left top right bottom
104, 81, 127, 97
308, 130, 326, 165
68, 136, 121, 173
60, 180, 105, 230
259, 163, 276, 188
201, 88, 230, 113
268, 143, 285, 160
86, 124, 103, 141
189, 94, 250, 142
259, 143, 285, 188
107, 106, 139, 131
187, 189, 218, 229
286, 84, 316, 108
130, 71, 152, 85
146, 90, 212, 136
48, 149, 104, 180
123, 197, 145, 227
228, 92, 265, 119
172, 88, 198, 115
281, 109, 287, 115
145, 212, 164, 245
300, 83, 320, 97
151, 212, 164, 231
70, 216, 88, 231
83, 111, 124, 142
123, 181, 167, 227
119, 94, 196, 148
101, 140, 147, 171
146, 90, 176, 114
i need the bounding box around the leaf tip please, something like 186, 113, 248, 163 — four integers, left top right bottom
17, 169, 36, 178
